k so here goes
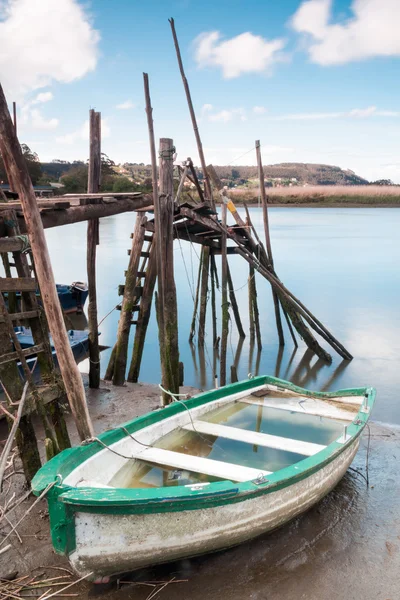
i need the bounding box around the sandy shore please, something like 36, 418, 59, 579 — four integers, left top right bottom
1, 379, 399, 600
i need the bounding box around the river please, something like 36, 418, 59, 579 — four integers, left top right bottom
45, 207, 400, 426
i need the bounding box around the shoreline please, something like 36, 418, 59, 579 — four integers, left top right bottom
235, 202, 400, 208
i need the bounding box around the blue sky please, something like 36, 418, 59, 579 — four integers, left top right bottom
2, 0, 400, 181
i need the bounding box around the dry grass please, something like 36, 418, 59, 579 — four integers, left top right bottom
229, 185, 400, 205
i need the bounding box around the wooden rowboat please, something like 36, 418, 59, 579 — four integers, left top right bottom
32, 376, 375, 581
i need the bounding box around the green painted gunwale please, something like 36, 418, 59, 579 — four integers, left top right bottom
31, 376, 375, 555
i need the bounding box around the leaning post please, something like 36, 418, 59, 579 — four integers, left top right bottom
0, 83, 93, 440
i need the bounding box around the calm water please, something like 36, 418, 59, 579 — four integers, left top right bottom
43, 207, 400, 425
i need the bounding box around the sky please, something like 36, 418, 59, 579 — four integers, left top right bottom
1, 0, 400, 182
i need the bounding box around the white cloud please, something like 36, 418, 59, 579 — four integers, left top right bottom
271, 106, 400, 120
253, 106, 267, 114
31, 92, 54, 105
116, 100, 135, 110
201, 103, 213, 113
20, 90, 58, 130
207, 108, 247, 123
30, 109, 58, 130
56, 118, 110, 145
291, 0, 400, 65
194, 30, 285, 78
0, 0, 99, 98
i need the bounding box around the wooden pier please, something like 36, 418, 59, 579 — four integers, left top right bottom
0, 17, 352, 487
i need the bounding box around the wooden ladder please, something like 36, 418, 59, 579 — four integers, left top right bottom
116, 229, 154, 324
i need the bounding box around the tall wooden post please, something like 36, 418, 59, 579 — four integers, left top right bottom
87, 110, 101, 388
158, 137, 180, 402
0, 83, 93, 440
198, 246, 210, 346
12, 102, 17, 134
255, 140, 285, 346
113, 213, 147, 385
169, 18, 213, 206
220, 201, 228, 386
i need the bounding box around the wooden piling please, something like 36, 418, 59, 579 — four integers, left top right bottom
248, 265, 255, 345
189, 250, 202, 343
248, 265, 262, 349
87, 109, 101, 389
226, 264, 245, 339
158, 137, 180, 402
0, 82, 93, 440
220, 202, 228, 386
113, 213, 147, 385
198, 246, 210, 346
210, 251, 218, 347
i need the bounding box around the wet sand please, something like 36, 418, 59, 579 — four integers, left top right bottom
1, 379, 399, 600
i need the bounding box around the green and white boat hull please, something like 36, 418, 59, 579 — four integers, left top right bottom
32, 376, 375, 581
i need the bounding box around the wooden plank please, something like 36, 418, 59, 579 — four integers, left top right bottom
0, 310, 39, 322
0, 277, 37, 291
0, 343, 43, 366
132, 446, 272, 483
0, 196, 154, 235
242, 396, 357, 422
62, 192, 143, 198
183, 421, 325, 457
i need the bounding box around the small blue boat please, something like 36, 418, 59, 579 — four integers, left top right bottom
13, 327, 89, 384
4, 282, 88, 314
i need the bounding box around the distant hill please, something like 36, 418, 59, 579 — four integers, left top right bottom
213, 163, 369, 186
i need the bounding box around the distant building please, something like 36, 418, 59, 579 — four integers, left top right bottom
0, 183, 64, 198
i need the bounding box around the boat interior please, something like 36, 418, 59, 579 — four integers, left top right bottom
63, 384, 366, 491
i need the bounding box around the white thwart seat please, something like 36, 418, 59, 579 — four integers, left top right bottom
183, 421, 325, 456
131, 447, 271, 483
242, 396, 356, 421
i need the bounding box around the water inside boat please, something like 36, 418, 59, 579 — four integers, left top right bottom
109, 393, 350, 489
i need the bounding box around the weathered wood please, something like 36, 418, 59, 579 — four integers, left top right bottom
0, 321, 41, 481
0, 309, 39, 323
198, 246, 210, 347
87, 110, 101, 389
230, 365, 239, 384
0, 82, 93, 440
256, 140, 285, 346
0, 277, 37, 292
210, 252, 217, 347
175, 162, 190, 204
159, 138, 180, 403
128, 245, 157, 382
248, 265, 255, 344
104, 344, 116, 381
169, 18, 213, 206
220, 202, 228, 386
113, 213, 147, 385
188, 160, 205, 203
189, 250, 203, 343
0, 343, 43, 366
248, 265, 262, 349
0, 237, 29, 252
226, 264, 246, 339
0, 196, 153, 235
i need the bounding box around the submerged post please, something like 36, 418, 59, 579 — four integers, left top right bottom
0, 83, 93, 440
87, 109, 101, 388
158, 137, 180, 402
220, 201, 228, 386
